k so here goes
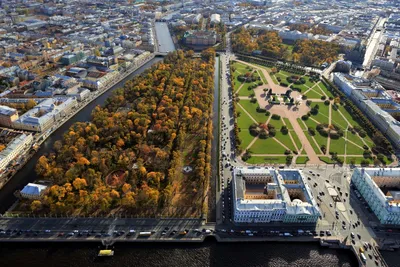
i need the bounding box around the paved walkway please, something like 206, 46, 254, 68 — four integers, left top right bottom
287, 115, 322, 164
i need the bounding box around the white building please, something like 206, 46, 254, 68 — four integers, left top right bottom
210, 14, 221, 25
20, 183, 47, 199
351, 168, 400, 225
0, 133, 33, 171
233, 167, 320, 224
12, 98, 77, 132
278, 30, 313, 42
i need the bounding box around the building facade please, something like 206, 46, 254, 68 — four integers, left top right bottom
0, 133, 33, 170
351, 168, 400, 225
0, 105, 19, 127
184, 30, 217, 46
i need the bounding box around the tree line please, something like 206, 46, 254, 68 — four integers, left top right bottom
231, 27, 339, 66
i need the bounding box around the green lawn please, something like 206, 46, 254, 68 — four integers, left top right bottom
319, 156, 336, 164
296, 156, 309, 164
269, 117, 284, 129
345, 157, 372, 165
274, 73, 287, 83
232, 61, 248, 73
275, 132, 297, 152
338, 105, 362, 129
329, 138, 346, 155
346, 142, 365, 155
290, 131, 303, 151
271, 74, 279, 84
305, 88, 323, 99
232, 62, 251, 91
237, 82, 258, 97
236, 105, 256, 150
236, 105, 254, 129
331, 108, 347, 129
305, 131, 322, 154
294, 83, 310, 93
280, 70, 298, 77
299, 118, 324, 154
311, 103, 330, 124
303, 117, 319, 130
346, 132, 367, 148
245, 156, 288, 164
257, 69, 268, 84
283, 118, 293, 129
304, 76, 316, 88
250, 137, 286, 154
238, 100, 269, 123
318, 82, 335, 98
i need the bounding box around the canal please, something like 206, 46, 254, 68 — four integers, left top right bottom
154, 22, 175, 53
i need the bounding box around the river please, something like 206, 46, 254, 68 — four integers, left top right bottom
0, 241, 359, 267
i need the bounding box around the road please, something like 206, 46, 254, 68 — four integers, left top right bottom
304, 166, 387, 267
217, 31, 237, 226
362, 17, 386, 69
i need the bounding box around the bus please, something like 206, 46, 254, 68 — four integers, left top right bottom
138, 232, 152, 237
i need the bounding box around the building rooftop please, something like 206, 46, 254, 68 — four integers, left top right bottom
233, 167, 319, 216
21, 183, 47, 196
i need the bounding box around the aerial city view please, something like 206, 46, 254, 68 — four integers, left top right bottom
1, 0, 400, 266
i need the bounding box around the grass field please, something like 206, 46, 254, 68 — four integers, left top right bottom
304, 76, 316, 88
257, 69, 268, 84
283, 118, 293, 129
236, 105, 255, 150
330, 108, 347, 129
318, 82, 335, 98
329, 138, 346, 154
291, 131, 303, 151
269, 117, 284, 129
250, 137, 286, 154
305, 88, 323, 99
275, 132, 296, 151
346, 142, 365, 155
296, 156, 309, 164
319, 156, 336, 164
245, 156, 288, 164
346, 132, 367, 149
238, 100, 269, 123
311, 103, 330, 124
345, 157, 372, 165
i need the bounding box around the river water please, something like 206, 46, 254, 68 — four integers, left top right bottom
0, 22, 398, 267
0, 241, 359, 267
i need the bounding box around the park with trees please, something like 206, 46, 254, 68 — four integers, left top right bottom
24, 49, 216, 217
231, 27, 340, 66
